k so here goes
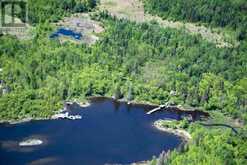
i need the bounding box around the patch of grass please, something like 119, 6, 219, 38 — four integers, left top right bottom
101, 0, 117, 7
160, 119, 189, 130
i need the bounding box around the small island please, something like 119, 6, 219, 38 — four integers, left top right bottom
19, 139, 43, 147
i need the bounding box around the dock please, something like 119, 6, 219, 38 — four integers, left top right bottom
146, 105, 166, 115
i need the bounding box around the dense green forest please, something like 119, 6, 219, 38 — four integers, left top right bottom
161, 124, 247, 164
143, 0, 247, 40
1, 15, 246, 121
150, 119, 247, 165
28, 0, 97, 23
0, 0, 247, 164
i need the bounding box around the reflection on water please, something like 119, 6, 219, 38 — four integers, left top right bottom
28, 157, 60, 165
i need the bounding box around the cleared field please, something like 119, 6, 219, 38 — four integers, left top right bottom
55, 13, 104, 45
99, 0, 238, 48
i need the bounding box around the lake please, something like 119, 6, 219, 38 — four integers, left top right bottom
0, 97, 202, 165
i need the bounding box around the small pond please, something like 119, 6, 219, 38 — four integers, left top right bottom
0, 97, 206, 165
50, 28, 82, 40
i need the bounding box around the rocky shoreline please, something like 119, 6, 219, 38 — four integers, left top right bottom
0, 117, 49, 125
65, 100, 91, 108
154, 120, 192, 142
0, 96, 205, 126
0, 100, 91, 125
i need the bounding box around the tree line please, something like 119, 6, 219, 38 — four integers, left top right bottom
143, 0, 247, 40
28, 0, 97, 23
0, 10, 246, 164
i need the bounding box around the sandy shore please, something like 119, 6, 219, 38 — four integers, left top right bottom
75, 101, 91, 108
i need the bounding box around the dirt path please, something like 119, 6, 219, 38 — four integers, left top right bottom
99, 0, 237, 48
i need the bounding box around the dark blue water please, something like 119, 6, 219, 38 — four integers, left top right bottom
50, 28, 82, 40
0, 98, 189, 165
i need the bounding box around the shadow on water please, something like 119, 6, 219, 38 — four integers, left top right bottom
0, 97, 208, 165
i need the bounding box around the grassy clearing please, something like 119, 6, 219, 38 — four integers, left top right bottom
99, 0, 238, 48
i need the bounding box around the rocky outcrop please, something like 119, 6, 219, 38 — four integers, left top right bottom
77, 102, 90, 108
154, 120, 192, 141
65, 101, 90, 108
51, 112, 82, 120
19, 139, 43, 146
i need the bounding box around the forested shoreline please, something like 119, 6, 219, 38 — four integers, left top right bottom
0, 0, 246, 164
1, 14, 246, 121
